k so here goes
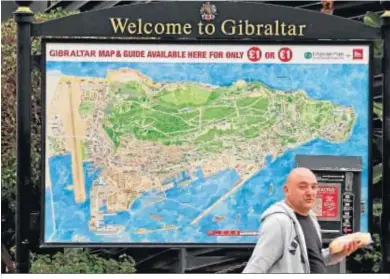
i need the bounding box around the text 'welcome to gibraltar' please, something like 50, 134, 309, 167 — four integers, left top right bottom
109, 18, 307, 37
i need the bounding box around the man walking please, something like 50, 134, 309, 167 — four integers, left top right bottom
243, 167, 361, 273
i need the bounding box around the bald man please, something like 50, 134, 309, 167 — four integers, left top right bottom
243, 167, 360, 273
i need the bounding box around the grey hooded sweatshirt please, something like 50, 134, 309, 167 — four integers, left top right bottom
243, 200, 344, 273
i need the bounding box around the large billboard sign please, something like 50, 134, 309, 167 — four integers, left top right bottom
42, 41, 370, 246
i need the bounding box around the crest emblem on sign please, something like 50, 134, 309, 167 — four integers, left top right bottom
200, 2, 217, 21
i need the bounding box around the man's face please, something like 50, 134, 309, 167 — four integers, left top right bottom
284, 169, 318, 213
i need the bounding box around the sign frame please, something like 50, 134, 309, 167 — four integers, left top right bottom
31, 1, 381, 40
40, 38, 374, 248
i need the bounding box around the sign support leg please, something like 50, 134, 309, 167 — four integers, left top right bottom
381, 1, 390, 273
13, 1, 34, 273
177, 248, 187, 273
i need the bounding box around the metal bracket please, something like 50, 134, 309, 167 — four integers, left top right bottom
32, 54, 41, 71
345, 172, 353, 192
29, 212, 39, 231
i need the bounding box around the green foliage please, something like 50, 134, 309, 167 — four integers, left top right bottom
347, 201, 383, 273
364, 11, 381, 27
363, 11, 384, 186
365, 10, 384, 187
349, 234, 382, 273
373, 102, 383, 120
31, 249, 136, 273
347, 13, 384, 273
373, 163, 383, 184
363, 11, 383, 58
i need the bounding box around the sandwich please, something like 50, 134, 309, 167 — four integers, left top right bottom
329, 232, 372, 254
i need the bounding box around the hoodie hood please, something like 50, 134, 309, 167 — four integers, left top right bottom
261, 200, 319, 222
260, 200, 297, 222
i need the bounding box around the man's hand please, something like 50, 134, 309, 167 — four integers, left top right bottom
338, 240, 360, 256
329, 233, 371, 256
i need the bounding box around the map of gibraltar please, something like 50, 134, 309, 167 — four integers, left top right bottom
44, 47, 369, 244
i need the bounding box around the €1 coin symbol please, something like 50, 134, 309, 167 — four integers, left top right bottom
278, 47, 293, 62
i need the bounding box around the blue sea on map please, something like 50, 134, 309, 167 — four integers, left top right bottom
44, 62, 369, 244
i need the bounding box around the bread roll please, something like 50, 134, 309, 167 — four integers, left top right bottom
329, 232, 372, 254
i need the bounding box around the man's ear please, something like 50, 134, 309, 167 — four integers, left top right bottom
283, 184, 288, 195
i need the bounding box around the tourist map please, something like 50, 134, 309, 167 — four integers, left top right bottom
44, 43, 369, 244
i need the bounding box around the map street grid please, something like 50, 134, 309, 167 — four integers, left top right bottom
44, 43, 369, 244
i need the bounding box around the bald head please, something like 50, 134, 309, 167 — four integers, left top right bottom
286, 168, 317, 187
284, 167, 318, 215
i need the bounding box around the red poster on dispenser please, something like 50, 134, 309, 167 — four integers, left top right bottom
313, 184, 341, 221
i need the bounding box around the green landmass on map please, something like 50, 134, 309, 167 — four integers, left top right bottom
45, 67, 362, 241
80, 73, 356, 155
